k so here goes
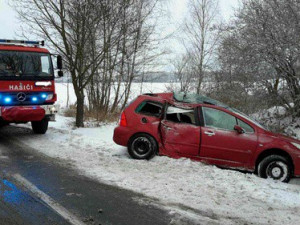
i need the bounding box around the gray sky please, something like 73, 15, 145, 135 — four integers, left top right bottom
0, 0, 239, 39
0, 0, 239, 71
169, 0, 239, 21
0, 0, 18, 39
161, 0, 239, 70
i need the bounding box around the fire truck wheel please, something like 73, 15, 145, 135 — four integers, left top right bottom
0, 121, 9, 128
31, 118, 48, 134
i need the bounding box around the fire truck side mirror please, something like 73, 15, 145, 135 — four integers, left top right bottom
58, 70, 64, 77
57, 55, 63, 70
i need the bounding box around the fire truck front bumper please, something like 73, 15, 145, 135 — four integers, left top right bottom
0, 105, 57, 122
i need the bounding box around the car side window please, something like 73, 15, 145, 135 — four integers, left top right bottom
135, 101, 162, 117
203, 107, 237, 131
238, 119, 254, 133
166, 106, 196, 125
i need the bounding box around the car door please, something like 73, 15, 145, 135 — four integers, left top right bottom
199, 107, 258, 165
160, 106, 200, 156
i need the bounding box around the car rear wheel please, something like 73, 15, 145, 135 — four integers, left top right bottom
31, 118, 48, 134
128, 134, 157, 160
257, 155, 292, 183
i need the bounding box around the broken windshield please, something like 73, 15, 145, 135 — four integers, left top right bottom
0, 51, 53, 79
173, 92, 229, 108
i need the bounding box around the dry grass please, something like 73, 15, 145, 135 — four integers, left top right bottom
85, 108, 120, 123
63, 104, 77, 117
63, 104, 120, 123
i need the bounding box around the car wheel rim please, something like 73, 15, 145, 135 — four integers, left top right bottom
132, 137, 152, 157
266, 161, 288, 181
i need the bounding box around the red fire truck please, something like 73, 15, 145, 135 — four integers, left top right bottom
0, 39, 63, 134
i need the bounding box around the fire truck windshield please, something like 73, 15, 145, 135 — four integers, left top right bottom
0, 51, 53, 79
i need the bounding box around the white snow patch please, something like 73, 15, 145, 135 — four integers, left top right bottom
11, 115, 300, 225
55, 82, 171, 109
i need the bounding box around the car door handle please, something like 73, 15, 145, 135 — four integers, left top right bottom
204, 131, 215, 136
164, 125, 172, 130
162, 124, 172, 130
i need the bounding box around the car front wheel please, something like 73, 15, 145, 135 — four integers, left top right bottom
258, 155, 292, 183
128, 134, 157, 160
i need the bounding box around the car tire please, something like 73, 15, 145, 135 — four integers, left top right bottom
128, 134, 157, 160
257, 155, 292, 183
31, 118, 48, 134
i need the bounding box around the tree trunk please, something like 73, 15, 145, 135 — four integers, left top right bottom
67, 81, 69, 108
76, 93, 85, 127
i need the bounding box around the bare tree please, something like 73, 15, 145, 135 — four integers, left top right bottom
170, 53, 197, 93
85, 0, 164, 119
11, 0, 120, 127
217, 0, 300, 116
183, 0, 220, 94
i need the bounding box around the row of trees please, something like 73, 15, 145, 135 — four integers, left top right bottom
11, 0, 300, 124
172, 0, 220, 94
218, 0, 300, 116
173, 0, 300, 116
12, 0, 161, 127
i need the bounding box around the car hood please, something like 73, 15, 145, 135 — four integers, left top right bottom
265, 131, 300, 144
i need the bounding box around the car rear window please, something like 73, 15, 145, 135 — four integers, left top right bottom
136, 101, 162, 117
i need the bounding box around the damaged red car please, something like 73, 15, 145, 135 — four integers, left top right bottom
113, 92, 300, 182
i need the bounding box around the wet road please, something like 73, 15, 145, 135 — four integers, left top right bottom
0, 126, 174, 225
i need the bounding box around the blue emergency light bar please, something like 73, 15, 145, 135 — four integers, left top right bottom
0, 39, 44, 46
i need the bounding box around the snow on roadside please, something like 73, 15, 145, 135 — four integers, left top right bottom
11, 115, 300, 225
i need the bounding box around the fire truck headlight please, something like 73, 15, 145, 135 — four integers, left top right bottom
50, 106, 57, 114
32, 97, 38, 102
40, 93, 53, 101
46, 93, 53, 101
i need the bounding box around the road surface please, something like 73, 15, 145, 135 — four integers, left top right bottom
1, 125, 298, 225
0, 125, 177, 225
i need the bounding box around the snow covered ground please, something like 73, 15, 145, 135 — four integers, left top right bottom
6, 82, 300, 224
12, 115, 300, 225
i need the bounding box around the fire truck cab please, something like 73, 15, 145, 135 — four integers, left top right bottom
0, 39, 63, 134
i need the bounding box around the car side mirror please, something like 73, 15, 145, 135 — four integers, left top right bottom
57, 70, 64, 77
234, 125, 245, 134
57, 55, 63, 70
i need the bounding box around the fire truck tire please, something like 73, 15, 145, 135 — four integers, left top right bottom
0, 121, 9, 128
31, 118, 48, 134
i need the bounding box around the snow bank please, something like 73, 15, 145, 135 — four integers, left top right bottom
12, 115, 300, 225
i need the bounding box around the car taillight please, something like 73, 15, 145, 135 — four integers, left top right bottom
120, 112, 127, 127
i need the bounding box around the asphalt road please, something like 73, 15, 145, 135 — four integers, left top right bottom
2, 125, 298, 225
0, 125, 176, 225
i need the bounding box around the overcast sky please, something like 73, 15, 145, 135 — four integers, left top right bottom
0, 0, 18, 39
0, 0, 239, 71
0, 0, 239, 39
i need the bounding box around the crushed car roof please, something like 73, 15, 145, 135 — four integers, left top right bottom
142, 92, 230, 109
173, 92, 229, 108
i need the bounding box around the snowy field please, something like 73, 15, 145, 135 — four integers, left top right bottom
55, 82, 172, 109
10, 83, 300, 224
